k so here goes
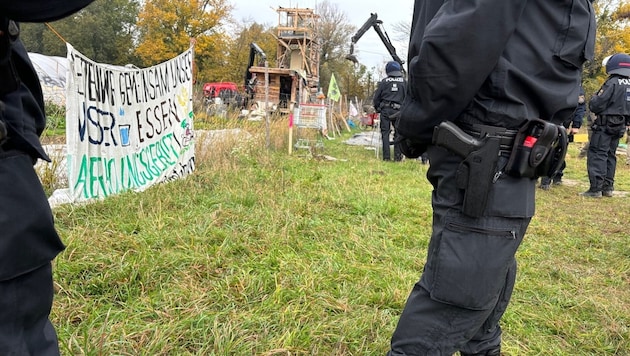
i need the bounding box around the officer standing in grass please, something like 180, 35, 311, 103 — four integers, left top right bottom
582, 53, 630, 198
389, 1, 595, 355
540, 86, 586, 190
373, 61, 406, 161
0, 1, 95, 354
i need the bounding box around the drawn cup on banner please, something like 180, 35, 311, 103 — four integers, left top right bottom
119, 124, 131, 147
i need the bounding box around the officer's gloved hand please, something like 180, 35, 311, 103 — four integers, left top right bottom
398, 136, 427, 159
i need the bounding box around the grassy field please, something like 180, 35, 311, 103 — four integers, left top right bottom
47, 118, 630, 355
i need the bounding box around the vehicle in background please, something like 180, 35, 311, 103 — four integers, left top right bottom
202, 82, 243, 117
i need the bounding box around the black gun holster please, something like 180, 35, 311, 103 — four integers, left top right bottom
432, 122, 510, 217
455, 136, 501, 218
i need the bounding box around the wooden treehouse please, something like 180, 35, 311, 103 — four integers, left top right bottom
248, 7, 320, 114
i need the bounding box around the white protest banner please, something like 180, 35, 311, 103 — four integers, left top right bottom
65, 44, 196, 202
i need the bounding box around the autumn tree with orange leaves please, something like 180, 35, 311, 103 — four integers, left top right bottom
221, 22, 277, 86
582, 1, 630, 94
135, 0, 233, 83
23, 0, 630, 103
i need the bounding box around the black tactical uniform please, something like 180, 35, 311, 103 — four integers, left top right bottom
583, 53, 630, 197
0, 1, 94, 354
389, 1, 595, 355
540, 87, 586, 189
373, 61, 406, 161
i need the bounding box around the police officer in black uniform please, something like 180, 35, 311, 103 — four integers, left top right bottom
373, 61, 406, 161
1, 1, 95, 354
388, 1, 595, 355
582, 53, 630, 198
540, 86, 586, 189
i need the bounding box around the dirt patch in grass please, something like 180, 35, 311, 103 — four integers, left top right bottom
40, 135, 66, 145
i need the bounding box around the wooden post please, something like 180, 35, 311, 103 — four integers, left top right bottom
264, 61, 270, 149
288, 112, 294, 154
328, 99, 335, 138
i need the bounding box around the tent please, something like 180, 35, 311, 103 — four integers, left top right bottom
28, 52, 69, 106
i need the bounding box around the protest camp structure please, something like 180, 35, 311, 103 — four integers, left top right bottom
247, 7, 321, 114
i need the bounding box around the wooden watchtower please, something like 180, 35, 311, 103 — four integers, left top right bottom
248, 7, 320, 113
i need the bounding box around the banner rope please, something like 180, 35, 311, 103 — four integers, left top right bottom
44, 23, 68, 43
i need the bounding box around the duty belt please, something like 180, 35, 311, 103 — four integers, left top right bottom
382, 100, 401, 110
595, 115, 626, 126
456, 122, 517, 153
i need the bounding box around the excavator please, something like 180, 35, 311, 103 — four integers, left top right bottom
244, 42, 267, 107
346, 13, 404, 71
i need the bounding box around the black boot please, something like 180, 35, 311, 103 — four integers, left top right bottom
460, 346, 501, 356
538, 177, 551, 190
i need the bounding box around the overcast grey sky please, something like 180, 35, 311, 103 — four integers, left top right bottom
230, 0, 414, 73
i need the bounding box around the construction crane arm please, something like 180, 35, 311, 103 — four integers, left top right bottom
346, 13, 404, 69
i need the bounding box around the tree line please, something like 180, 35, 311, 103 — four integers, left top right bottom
18, 0, 630, 105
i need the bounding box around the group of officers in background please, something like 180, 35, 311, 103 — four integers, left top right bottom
540, 53, 630, 198
373, 52, 630, 198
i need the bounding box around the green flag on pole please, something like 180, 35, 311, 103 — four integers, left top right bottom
327, 73, 341, 102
